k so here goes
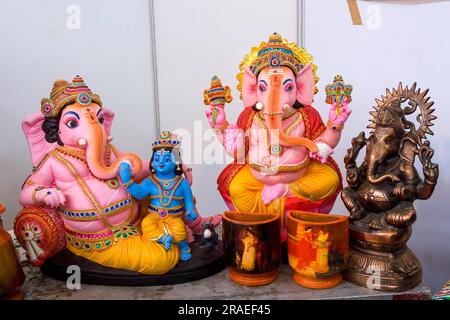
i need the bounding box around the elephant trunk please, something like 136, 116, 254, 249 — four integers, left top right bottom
84, 110, 142, 180
366, 154, 396, 184
264, 70, 317, 152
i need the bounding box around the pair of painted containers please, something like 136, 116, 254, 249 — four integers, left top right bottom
222, 210, 349, 289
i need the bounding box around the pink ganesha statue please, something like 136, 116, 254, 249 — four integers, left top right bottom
14, 76, 220, 274
205, 33, 352, 239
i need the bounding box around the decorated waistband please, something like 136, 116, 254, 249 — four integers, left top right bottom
59, 196, 133, 221
148, 205, 184, 218
64, 214, 140, 252
249, 157, 310, 173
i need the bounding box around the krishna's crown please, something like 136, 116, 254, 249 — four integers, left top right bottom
152, 131, 182, 150
41, 76, 102, 118
236, 32, 319, 99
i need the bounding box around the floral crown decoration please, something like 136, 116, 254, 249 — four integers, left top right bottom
41, 75, 102, 118
236, 32, 319, 100
152, 131, 182, 151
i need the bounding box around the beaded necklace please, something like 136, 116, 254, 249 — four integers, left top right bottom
149, 175, 183, 207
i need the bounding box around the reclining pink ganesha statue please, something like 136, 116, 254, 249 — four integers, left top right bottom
15, 76, 220, 274
205, 33, 352, 239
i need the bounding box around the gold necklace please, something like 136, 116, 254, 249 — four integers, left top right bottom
150, 175, 183, 207
154, 176, 177, 187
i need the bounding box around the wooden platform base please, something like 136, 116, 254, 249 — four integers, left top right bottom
40, 236, 224, 286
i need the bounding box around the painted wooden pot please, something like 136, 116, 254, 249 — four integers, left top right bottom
287, 211, 349, 289
222, 211, 281, 286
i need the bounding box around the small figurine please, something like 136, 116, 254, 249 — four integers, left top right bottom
342, 83, 438, 291
204, 33, 352, 240
119, 131, 197, 261
200, 221, 219, 249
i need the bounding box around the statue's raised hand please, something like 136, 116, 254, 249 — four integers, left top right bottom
205, 104, 227, 129
344, 132, 366, 167
419, 142, 439, 184
119, 161, 132, 183
224, 124, 244, 154
328, 97, 352, 126
35, 187, 66, 208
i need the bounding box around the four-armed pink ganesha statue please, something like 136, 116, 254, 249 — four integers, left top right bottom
14, 76, 220, 274
205, 33, 352, 239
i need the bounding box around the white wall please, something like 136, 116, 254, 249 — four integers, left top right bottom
153, 0, 298, 227
304, 0, 450, 292
0, 0, 157, 226
0, 0, 448, 292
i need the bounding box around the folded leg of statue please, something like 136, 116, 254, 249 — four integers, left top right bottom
67, 234, 179, 275
385, 201, 417, 228
229, 161, 339, 215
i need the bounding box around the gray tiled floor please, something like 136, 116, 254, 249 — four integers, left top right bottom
21, 263, 431, 300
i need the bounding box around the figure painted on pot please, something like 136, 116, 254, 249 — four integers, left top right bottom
237, 228, 258, 271
205, 33, 352, 239
15, 76, 221, 274
119, 131, 196, 261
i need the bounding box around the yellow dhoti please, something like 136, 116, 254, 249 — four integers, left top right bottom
141, 209, 187, 244
229, 161, 340, 217
66, 212, 180, 275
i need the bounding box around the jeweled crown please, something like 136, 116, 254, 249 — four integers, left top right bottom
250, 32, 303, 76
41, 76, 102, 118
152, 131, 182, 150
236, 33, 319, 99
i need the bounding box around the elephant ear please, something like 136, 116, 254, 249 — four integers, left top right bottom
102, 108, 115, 137
296, 63, 315, 106
242, 66, 258, 108
22, 113, 58, 167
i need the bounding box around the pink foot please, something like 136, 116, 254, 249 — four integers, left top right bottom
262, 184, 288, 205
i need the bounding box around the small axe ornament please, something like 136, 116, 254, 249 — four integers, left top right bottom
203, 75, 233, 125
325, 75, 353, 115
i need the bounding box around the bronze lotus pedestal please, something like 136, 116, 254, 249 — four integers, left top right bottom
341, 83, 438, 291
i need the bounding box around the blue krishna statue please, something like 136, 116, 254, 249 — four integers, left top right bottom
119, 131, 197, 261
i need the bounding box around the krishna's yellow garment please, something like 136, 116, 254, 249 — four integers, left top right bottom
141, 212, 187, 243
229, 161, 339, 215
67, 213, 180, 275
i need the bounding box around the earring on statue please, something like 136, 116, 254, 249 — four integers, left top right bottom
151, 166, 156, 174
176, 162, 181, 172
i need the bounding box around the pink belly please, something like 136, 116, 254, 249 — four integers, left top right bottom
56, 177, 138, 233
